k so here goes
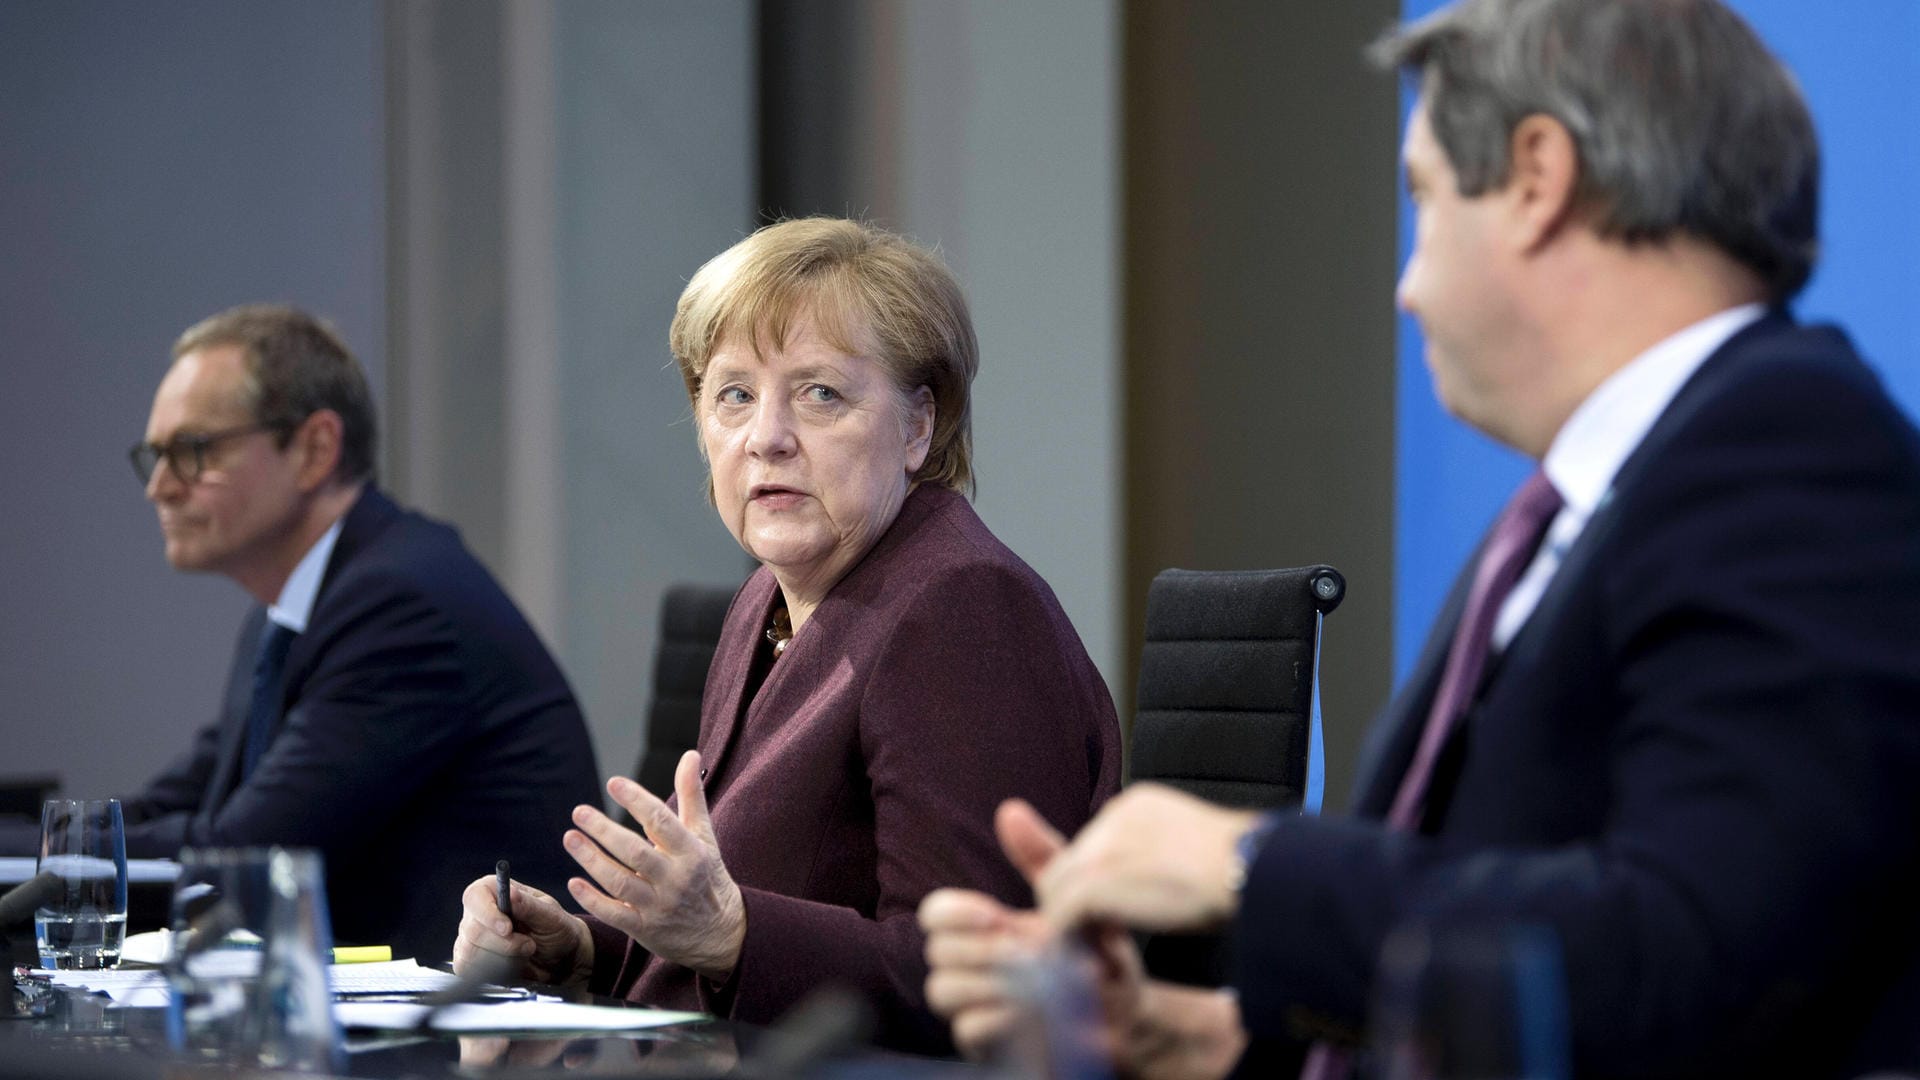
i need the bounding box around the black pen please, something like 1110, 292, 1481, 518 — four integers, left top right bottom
495, 859, 513, 920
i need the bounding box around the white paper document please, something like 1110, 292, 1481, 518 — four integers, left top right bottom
34, 957, 468, 1006
33, 951, 702, 1032
332, 1000, 707, 1033
327, 959, 463, 995
33, 967, 166, 1000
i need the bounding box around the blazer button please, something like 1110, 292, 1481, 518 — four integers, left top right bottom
699, 767, 708, 781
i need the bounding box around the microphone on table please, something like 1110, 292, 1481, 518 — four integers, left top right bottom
738, 985, 875, 1079
412, 948, 521, 1033
171, 881, 221, 925
0, 872, 63, 929
169, 898, 243, 962
1, 871, 66, 1018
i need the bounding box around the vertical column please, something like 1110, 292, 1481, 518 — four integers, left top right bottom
1124, 2, 1400, 803
501, 0, 564, 645
759, 0, 1127, 690
387, 0, 757, 780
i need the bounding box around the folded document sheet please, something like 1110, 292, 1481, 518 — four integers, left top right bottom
35, 958, 706, 1032
333, 1000, 707, 1033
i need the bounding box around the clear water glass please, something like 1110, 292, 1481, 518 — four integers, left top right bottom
992, 937, 1115, 1080
1365, 921, 1571, 1080
35, 798, 128, 970
163, 846, 342, 1071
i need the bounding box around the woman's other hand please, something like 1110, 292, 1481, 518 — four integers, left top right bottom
564, 750, 747, 983
452, 875, 594, 987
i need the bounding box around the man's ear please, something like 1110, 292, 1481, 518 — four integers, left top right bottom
292, 409, 345, 491
1504, 113, 1580, 253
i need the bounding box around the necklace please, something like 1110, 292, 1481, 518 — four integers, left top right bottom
766, 607, 793, 659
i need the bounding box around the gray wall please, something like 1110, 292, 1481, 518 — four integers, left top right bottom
385, 0, 757, 788
532, 0, 1120, 775
0, 0, 386, 798
1123, 2, 1401, 804
1, 1, 1396, 816
552, 1, 760, 778
761, 0, 1125, 686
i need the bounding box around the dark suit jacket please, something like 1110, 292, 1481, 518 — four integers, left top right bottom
116, 487, 603, 960
588, 484, 1122, 1053
1232, 314, 1920, 1077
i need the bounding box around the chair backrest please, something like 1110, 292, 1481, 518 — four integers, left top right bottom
1127, 565, 1344, 986
631, 583, 739, 801
1127, 565, 1345, 810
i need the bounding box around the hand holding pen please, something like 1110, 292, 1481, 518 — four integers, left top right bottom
493, 860, 520, 981
452, 861, 597, 988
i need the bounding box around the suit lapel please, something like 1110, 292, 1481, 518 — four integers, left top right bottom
313, 487, 396, 606
697, 485, 948, 795
1494, 311, 1796, 684
698, 572, 779, 793
206, 607, 266, 810
1351, 553, 1475, 816
211, 487, 398, 803
1584, 309, 1789, 528
1355, 312, 1798, 819
278, 486, 397, 695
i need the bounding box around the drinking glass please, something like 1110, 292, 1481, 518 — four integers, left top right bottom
35, 798, 128, 970
992, 937, 1115, 1080
1365, 921, 1571, 1080
163, 846, 341, 1071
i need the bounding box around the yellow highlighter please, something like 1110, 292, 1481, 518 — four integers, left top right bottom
331, 945, 392, 964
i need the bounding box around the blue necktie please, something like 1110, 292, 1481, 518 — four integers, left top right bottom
242, 622, 297, 781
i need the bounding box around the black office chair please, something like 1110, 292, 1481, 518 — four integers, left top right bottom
1126, 564, 1345, 984
1127, 565, 1344, 806
626, 583, 739, 819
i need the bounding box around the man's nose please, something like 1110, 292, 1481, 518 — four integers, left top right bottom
145, 455, 183, 502
1394, 263, 1416, 315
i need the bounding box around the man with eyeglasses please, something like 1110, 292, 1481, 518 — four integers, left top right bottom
35, 304, 601, 960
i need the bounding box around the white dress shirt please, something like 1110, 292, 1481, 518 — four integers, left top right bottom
267, 518, 345, 634
1492, 303, 1766, 649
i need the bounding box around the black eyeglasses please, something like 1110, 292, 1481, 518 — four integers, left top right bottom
128, 422, 287, 486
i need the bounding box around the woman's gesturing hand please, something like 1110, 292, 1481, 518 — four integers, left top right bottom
564, 750, 747, 983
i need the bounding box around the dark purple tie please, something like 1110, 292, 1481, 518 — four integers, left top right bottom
1299, 470, 1563, 1080
1386, 470, 1563, 828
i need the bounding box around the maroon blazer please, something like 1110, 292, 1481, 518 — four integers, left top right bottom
587, 484, 1121, 1052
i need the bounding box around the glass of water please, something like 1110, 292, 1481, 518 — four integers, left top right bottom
1365, 920, 1571, 1080
35, 798, 128, 970
164, 847, 341, 1071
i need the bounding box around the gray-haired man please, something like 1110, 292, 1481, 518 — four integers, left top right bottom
921, 2, 1920, 1076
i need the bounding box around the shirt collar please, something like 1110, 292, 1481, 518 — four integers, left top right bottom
267, 517, 345, 634
1542, 303, 1766, 518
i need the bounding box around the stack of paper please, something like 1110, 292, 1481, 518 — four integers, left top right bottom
333, 1000, 707, 1033
38, 958, 465, 1008
32, 959, 706, 1033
